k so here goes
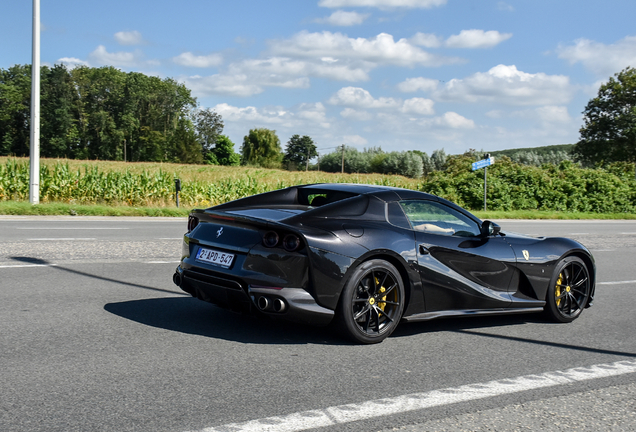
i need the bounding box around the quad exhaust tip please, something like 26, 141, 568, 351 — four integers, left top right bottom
273, 298, 286, 313
173, 272, 182, 286
256, 296, 286, 313
257, 296, 270, 311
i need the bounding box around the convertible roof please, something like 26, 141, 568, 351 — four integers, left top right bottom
300, 183, 438, 201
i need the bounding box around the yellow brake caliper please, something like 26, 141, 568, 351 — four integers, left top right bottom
376, 277, 387, 312
555, 274, 562, 306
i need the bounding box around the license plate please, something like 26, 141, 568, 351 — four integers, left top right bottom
195, 247, 235, 268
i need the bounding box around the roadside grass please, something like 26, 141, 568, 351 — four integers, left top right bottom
0, 201, 191, 217
473, 210, 636, 220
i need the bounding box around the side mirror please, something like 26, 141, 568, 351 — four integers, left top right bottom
480, 220, 501, 237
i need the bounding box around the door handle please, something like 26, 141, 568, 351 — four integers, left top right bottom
419, 245, 429, 255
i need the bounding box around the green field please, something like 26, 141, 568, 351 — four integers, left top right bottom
2, 156, 635, 219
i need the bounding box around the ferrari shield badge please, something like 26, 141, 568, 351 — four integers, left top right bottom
522, 250, 530, 261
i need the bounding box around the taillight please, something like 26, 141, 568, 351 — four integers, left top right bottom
263, 231, 279, 248
282, 234, 301, 252
187, 215, 199, 232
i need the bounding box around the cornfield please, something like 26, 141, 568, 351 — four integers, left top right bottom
0, 158, 420, 207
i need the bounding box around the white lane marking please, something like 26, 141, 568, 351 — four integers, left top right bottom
620, 232, 636, 235
0, 264, 57, 269
590, 249, 615, 252
568, 233, 590, 235
190, 360, 636, 432
598, 280, 636, 285
17, 227, 129, 230
27, 238, 96, 241
146, 260, 181, 264
156, 238, 183, 240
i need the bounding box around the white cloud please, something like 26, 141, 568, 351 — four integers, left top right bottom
316, 10, 370, 26
340, 108, 373, 121
330, 87, 435, 116
410, 32, 442, 48
183, 75, 264, 97
434, 112, 475, 129
445, 30, 512, 49
557, 36, 636, 77
88, 45, 156, 68
57, 57, 88, 68
434, 65, 573, 106
329, 86, 400, 108
268, 31, 462, 68
343, 135, 368, 146
172, 52, 223, 68
213, 103, 287, 125
397, 77, 439, 92
400, 97, 435, 115
235, 57, 368, 82
114, 30, 143, 46
318, 0, 447, 9
296, 102, 331, 128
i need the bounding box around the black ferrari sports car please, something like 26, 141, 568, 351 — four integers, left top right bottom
173, 183, 595, 343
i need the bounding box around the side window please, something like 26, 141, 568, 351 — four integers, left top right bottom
399, 200, 480, 237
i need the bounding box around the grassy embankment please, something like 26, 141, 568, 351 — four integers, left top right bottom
1, 156, 635, 219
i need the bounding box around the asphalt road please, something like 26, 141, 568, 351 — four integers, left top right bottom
1, 217, 635, 432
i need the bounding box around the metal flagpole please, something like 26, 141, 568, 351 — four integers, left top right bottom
29, 0, 40, 204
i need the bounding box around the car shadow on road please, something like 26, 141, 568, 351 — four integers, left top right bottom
104, 297, 349, 345
395, 315, 636, 358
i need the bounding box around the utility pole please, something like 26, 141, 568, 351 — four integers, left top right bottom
341, 144, 345, 173
29, 0, 40, 204
306, 147, 309, 171
124, 138, 127, 162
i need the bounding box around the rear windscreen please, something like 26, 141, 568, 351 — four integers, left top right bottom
297, 189, 358, 207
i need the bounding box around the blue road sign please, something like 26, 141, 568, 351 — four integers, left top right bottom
472, 156, 495, 171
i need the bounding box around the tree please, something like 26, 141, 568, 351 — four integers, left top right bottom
575, 67, 636, 165
283, 135, 317, 170
0, 64, 31, 156
240, 128, 282, 168
193, 108, 223, 159
210, 135, 240, 166
431, 149, 447, 171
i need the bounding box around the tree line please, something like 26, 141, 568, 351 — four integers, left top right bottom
2, 64, 634, 177
0, 64, 234, 164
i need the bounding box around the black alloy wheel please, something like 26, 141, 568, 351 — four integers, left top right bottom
338, 259, 405, 344
545, 256, 590, 323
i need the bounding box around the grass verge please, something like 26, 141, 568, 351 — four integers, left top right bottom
0, 201, 191, 217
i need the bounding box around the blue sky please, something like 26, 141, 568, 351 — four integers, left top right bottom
3, 0, 636, 156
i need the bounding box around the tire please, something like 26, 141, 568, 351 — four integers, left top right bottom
544, 256, 590, 323
337, 259, 405, 344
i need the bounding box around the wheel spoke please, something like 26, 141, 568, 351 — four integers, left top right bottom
353, 298, 368, 303
563, 267, 571, 284
364, 307, 372, 331
381, 282, 397, 299
571, 287, 587, 297
372, 271, 379, 293
380, 300, 399, 307
354, 304, 371, 321
573, 277, 588, 288
572, 266, 583, 284
569, 293, 582, 310
378, 272, 389, 293
375, 305, 394, 323
373, 307, 381, 333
